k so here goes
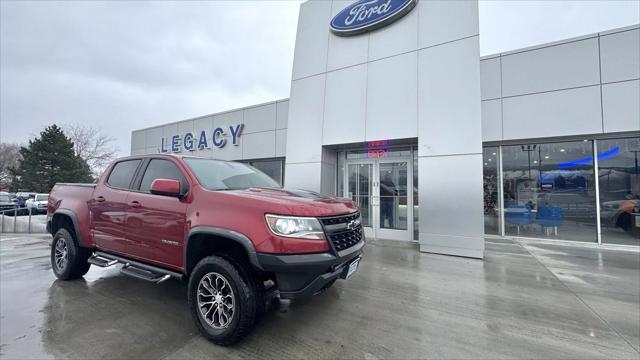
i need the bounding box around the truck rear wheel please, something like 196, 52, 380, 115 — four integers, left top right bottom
188, 255, 257, 345
51, 228, 91, 280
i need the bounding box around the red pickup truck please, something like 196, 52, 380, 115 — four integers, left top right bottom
47, 154, 364, 345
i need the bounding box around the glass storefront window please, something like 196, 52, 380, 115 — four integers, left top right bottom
483, 147, 501, 235
598, 137, 640, 245
244, 159, 284, 185
502, 140, 597, 242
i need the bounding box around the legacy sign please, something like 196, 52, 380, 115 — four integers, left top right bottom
330, 0, 418, 36
160, 124, 243, 153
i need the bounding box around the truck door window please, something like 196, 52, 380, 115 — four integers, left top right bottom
106, 159, 141, 189
139, 159, 187, 194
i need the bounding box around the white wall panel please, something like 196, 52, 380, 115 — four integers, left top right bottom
243, 103, 277, 133
366, 52, 418, 140
177, 120, 194, 136
327, 0, 369, 71
276, 101, 289, 129
286, 74, 326, 163
602, 80, 640, 133
418, 37, 482, 156
131, 131, 145, 151
144, 146, 158, 156
368, 8, 418, 61
210, 142, 242, 161
419, 154, 484, 258
417, 0, 478, 48
193, 115, 213, 134
213, 110, 243, 128
242, 131, 276, 160
177, 120, 196, 154
284, 162, 322, 192
162, 123, 179, 152
481, 100, 502, 142
323, 64, 367, 145
600, 28, 640, 83
501, 38, 600, 96
291, 0, 332, 80
503, 86, 603, 139
275, 129, 287, 157
480, 57, 501, 100
144, 127, 163, 154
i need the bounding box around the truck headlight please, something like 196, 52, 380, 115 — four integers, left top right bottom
265, 214, 325, 240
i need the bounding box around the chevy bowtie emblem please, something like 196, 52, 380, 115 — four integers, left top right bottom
347, 220, 357, 230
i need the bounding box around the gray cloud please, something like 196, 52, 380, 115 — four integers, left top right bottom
1, 0, 638, 156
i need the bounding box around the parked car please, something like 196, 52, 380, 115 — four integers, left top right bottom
601, 199, 640, 231
47, 154, 364, 345
26, 193, 49, 214
0, 192, 19, 216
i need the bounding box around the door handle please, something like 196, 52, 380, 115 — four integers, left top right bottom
95, 196, 105, 202
129, 200, 141, 208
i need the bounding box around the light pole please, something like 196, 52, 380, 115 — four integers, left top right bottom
521, 144, 537, 180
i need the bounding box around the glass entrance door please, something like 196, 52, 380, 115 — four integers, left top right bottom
345, 158, 413, 241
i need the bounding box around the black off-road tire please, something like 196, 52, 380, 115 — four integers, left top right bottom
221, 254, 267, 321
51, 228, 92, 280
188, 255, 257, 346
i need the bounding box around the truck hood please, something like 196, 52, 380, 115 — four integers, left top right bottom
218, 187, 358, 217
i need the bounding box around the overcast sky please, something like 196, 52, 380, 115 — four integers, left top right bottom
1, 0, 638, 156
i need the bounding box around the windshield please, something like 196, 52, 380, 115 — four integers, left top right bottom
184, 158, 281, 191
0, 194, 10, 202
35, 194, 48, 201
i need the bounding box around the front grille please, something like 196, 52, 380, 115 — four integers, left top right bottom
320, 212, 363, 251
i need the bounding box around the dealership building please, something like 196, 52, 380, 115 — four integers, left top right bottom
131, 0, 640, 258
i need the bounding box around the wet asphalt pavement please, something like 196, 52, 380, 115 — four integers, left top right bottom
0, 234, 639, 359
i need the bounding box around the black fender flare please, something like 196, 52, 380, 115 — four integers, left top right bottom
51, 209, 85, 247
185, 226, 263, 274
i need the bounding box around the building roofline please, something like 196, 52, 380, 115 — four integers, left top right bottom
481, 23, 639, 61
132, 98, 290, 133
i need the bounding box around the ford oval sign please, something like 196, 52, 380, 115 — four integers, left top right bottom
330, 0, 418, 36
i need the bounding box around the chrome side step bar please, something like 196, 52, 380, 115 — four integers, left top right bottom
90, 251, 183, 283
88, 254, 118, 267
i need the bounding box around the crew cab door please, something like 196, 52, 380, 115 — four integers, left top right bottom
125, 158, 188, 268
89, 159, 142, 255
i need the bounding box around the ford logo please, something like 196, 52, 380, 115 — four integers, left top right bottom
330, 0, 418, 37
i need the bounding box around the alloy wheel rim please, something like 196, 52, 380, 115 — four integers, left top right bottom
54, 238, 68, 272
197, 272, 235, 329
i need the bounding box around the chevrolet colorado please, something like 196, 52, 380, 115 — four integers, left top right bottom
47, 154, 364, 345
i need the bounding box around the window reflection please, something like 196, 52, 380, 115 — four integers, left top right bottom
483, 147, 501, 235
242, 159, 284, 185
502, 141, 597, 242
598, 137, 640, 245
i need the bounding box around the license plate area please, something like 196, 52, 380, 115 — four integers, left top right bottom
345, 258, 360, 279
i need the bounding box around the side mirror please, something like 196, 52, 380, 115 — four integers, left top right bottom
150, 179, 182, 197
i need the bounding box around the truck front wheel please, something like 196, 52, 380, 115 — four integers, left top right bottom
51, 228, 91, 280
188, 255, 257, 345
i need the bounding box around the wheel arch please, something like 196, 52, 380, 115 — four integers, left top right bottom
50, 210, 84, 247
184, 227, 263, 276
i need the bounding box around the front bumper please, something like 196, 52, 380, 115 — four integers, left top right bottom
256, 240, 364, 300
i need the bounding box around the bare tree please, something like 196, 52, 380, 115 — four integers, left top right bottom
63, 123, 119, 176
0, 143, 22, 191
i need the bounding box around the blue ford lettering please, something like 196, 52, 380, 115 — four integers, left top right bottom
159, 124, 243, 153
330, 0, 418, 36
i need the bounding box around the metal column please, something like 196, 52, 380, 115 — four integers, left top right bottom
593, 140, 602, 245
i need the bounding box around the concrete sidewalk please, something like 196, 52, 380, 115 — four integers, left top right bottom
0, 235, 638, 359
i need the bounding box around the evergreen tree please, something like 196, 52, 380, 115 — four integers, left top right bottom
11, 125, 93, 192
